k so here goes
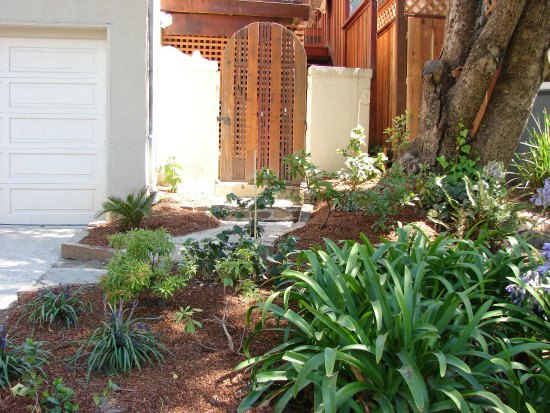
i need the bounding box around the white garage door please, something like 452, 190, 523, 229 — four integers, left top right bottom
0, 33, 107, 225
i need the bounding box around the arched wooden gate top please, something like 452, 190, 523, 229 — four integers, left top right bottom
220, 22, 307, 182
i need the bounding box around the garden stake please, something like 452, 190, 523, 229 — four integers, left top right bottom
253, 150, 258, 241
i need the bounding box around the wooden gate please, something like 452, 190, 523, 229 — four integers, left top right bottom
220, 22, 307, 182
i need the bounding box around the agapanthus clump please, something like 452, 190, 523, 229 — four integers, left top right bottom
531, 178, 550, 207
506, 243, 550, 315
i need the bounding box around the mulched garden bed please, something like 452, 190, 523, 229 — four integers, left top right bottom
0, 283, 275, 413
289, 204, 438, 250
80, 202, 220, 247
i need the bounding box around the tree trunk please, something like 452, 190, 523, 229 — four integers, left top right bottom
472, 0, 550, 166
401, 0, 538, 170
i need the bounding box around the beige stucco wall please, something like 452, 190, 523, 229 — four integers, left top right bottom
0, 0, 151, 198
156, 48, 219, 195
306, 66, 373, 172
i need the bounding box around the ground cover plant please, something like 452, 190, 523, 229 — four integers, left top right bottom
238, 227, 550, 412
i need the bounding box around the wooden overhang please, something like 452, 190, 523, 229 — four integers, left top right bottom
161, 0, 310, 37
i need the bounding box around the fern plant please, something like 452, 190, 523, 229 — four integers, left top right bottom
95, 187, 156, 229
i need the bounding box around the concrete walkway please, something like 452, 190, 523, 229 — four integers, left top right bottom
0, 225, 82, 309
0, 220, 306, 309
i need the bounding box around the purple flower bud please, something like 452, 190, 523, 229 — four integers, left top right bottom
0, 325, 7, 351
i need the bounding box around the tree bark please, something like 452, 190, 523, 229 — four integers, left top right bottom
401, 0, 530, 170
441, 0, 527, 159
473, 0, 550, 166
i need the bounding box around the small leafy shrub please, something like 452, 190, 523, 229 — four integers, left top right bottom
384, 111, 411, 160
41, 377, 79, 412
181, 224, 266, 275
70, 301, 167, 378
96, 187, 157, 229
161, 156, 183, 193
418, 125, 482, 220
1, 331, 49, 389
109, 228, 175, 265
437, 163, 523, 240
1, 335, 49, 389
93, 379, 120, 409
238, 228, 548, 412
215, 247, 257, 290
101, 253, 152, 304
344, 164, 416, 231
26, 286, 85, 329
174, 306, 203, 334
101, 229, 186, 303
337, 126, 387, 188
512, 109, 550, 191
268, 235, 301, 277
13, 373, 79, 412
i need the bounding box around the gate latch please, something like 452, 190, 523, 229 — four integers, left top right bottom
217, 115, 231, 125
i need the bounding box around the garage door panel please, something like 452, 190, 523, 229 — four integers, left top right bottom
0, 32, 107, 225
9, 116, 101, 146
10, 188, 97, 212
9, 80, 104, 111
9, 47, 99, 75
8, 153, 104, 183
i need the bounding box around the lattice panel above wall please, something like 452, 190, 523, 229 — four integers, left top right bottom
405, 0, 448, 16
377, 0, 397, 32
162, 35, 229, 62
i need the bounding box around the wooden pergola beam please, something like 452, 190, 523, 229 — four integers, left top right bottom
163, 13, 297, 37
161, 0, 310, 20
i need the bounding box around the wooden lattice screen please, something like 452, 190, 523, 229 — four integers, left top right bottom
405, 0, 448, 16
377, 0, 397, 32
162, 35, 229, 63
220, 23, 306, 182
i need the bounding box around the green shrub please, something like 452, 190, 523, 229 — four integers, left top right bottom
174, 306, 203, 335
161, 156, 183, 193
70, 301, 167, 378
337, 126, 387, 187
100, 253, 152, 304
1, 332, 49, 389
344, 164, 416, 231
40, 377, 79, 412
26, 286, 86, 329
433, 164, 524, 241
102, 229, 186, 303
512, 109, 550, 191
384, 111, 411, 160
109, 228, 175, 265
418, 125, 482, 220
95, 187, 156, 229
238, 228, 549, 412
215, 247, 257, 290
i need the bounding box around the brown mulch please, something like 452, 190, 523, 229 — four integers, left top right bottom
80, 202, 220, 247
0, 284, 276, 413
289, 204, 438, 250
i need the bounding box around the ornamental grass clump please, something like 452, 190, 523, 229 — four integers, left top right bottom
238, 228, 550, 413
26, 285, 86, 329
70, 300, 167, 379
